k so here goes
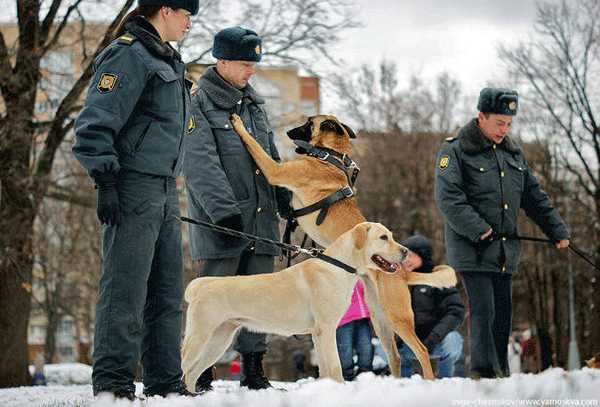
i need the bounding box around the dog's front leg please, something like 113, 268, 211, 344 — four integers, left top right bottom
312, 325, 344, 382
362, 274, 401, 377
230, 114, 286, 184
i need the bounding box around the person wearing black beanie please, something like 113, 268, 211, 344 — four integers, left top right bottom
396, 235, 466, 378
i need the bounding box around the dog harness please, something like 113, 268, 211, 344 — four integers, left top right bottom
289, 140, 360, 225
282, 140, 361, 265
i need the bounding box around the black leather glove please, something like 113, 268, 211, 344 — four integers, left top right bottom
95, 178, 120, 226
216, 214, 244, 244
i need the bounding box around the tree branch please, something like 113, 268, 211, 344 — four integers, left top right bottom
41, 0, 86, 57
32, 0, 135, 205
39, 0, 63, 46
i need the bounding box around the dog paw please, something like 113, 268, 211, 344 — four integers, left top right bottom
230, 114, 245, 134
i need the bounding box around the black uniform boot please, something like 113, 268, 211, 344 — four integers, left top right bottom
195, 366, 215, 394
240, 352, 273, 390
144, 381, 197, 398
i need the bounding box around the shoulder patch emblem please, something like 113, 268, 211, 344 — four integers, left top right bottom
118, 34, 135, 45
187, 116, 196, 133
439, 155, 450, 169
97, 73, 118, 93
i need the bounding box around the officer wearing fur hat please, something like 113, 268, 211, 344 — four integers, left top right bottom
434, 88, 570, 378
397, 235, 465, 378
184, 27, 291, 392
73, 0, 199, 399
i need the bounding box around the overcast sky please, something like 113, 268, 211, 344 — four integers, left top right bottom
319, 0, 544, 115
0, 0, 547, 117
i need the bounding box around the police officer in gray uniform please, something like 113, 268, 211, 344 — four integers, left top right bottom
434, 88, 570, 378
72, 1, 198, 399
184, 27, 290, 391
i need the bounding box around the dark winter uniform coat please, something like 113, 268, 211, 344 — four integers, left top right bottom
434, 118, 569, 274
184, 66, 290, 260
72, 17, 192, 395
73, 19, 193, 180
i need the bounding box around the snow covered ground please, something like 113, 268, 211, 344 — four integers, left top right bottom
1, 367, 599, 407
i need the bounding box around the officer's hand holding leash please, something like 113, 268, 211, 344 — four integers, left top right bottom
555, 239, 570, 250
95, 178, 120, 226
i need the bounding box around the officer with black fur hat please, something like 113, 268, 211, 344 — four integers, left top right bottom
434, 87, 570, 378
183, 27, 291, 392
73, 0, 198, 399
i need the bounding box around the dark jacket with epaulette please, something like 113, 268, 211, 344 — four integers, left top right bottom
434, 118, 569, 274
184, 67, 290, 260
73, 17, 194, 181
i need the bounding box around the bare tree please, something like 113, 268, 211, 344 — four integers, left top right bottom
331, 60, 463, 133
0, 0, 134, 387
182, 0, 360, 70
0, 0, 360, 387
499, 0, 600, 357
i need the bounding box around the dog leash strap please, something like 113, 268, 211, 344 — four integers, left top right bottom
179, 216, 301, 254
177, 216, 357, 274
494, 233, 600, 273
309, 250, 357, 274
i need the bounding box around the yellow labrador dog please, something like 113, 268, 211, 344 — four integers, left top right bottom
182, 223, 457, 388
229, 113, 456, 379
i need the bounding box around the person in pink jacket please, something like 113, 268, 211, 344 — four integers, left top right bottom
336, 280, 373, 380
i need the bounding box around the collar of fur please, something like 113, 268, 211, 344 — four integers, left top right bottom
458, 118, 521, 155
125, 16, 182, 63
199, 66, 264, 110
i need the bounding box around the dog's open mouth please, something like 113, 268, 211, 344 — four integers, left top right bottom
371, 255, 399, 274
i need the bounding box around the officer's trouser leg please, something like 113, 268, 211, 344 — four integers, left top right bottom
141, 179, 184, 394
491, 273, 512, 376
92, 175, 173, 394
459, 272, 502, 378
196, 251, 274, 354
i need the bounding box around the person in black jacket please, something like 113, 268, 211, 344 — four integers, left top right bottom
396, 235, 465, 378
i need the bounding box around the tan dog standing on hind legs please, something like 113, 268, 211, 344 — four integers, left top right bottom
229, 113, 457, 379
182, 223, 457, 388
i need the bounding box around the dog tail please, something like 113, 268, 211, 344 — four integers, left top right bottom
406, 265, 457, 288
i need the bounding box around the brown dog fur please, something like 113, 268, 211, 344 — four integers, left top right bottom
229, 114, 458, 379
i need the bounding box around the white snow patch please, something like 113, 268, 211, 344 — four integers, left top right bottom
1, 368, 598, 407
29, 363, 93, 386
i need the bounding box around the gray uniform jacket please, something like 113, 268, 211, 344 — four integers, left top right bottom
184, 67, 290, 260
73, 18, 194, 181
434, 118, 569, 274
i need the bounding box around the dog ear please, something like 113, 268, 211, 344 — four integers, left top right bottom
342, 123, 356, 139
353, 223, 371, 250
319, 119, 346, 137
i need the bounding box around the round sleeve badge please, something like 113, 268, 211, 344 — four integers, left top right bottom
97, 73, 118, 93
439, 155, 450, 169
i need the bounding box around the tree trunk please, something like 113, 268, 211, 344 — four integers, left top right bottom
0, 92, 38, 387
0, 179, 36, 387
44, 308, 58, 364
